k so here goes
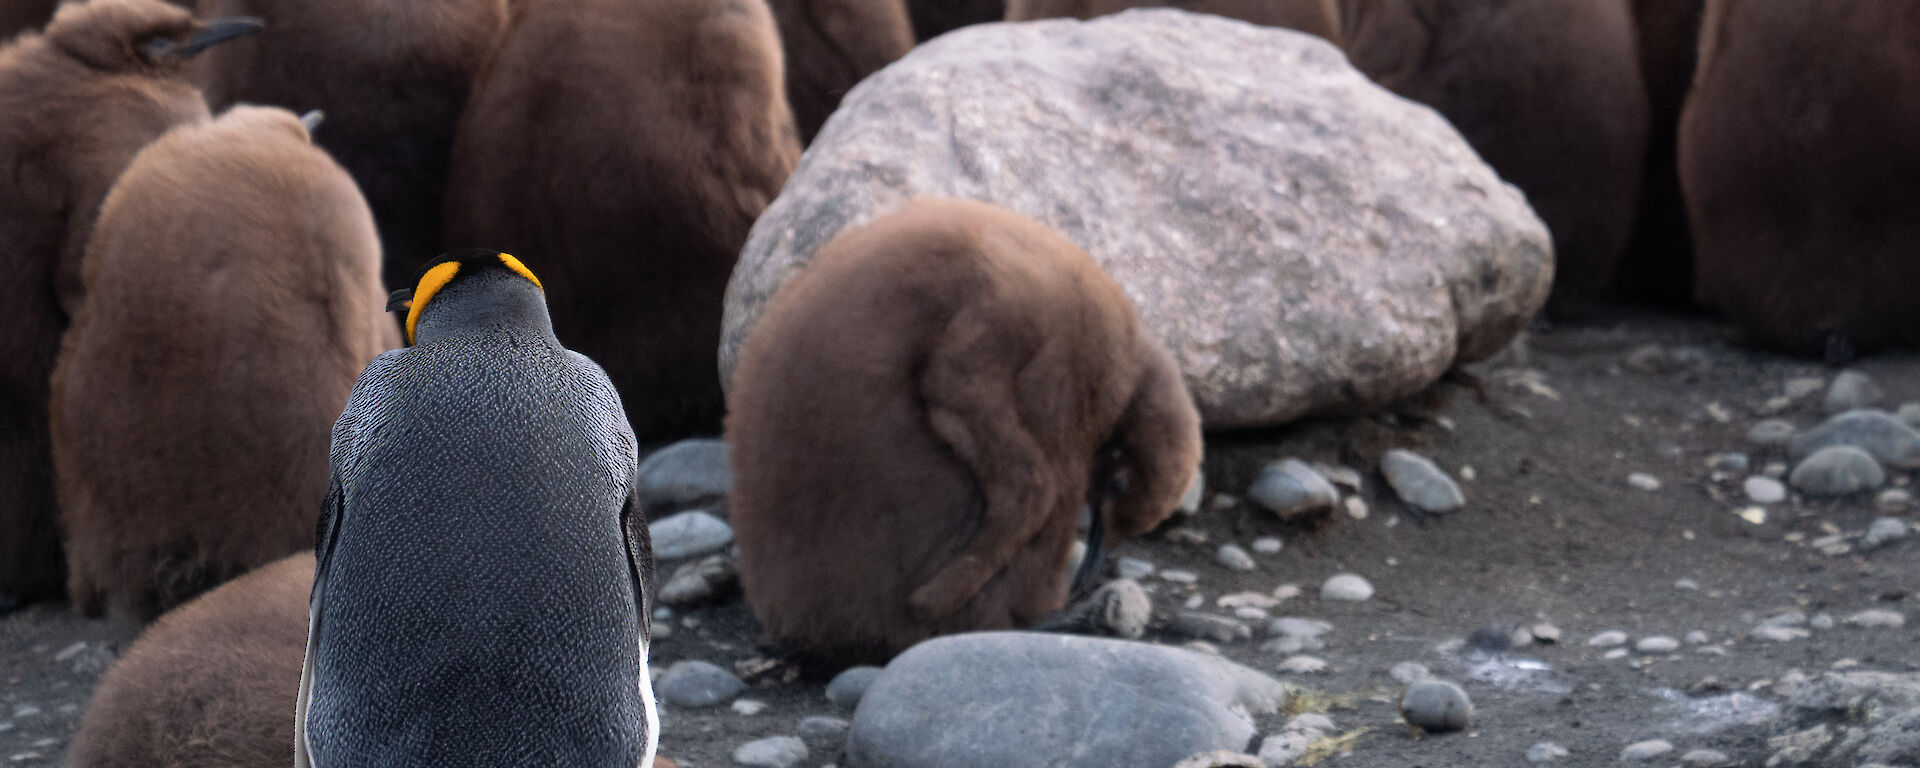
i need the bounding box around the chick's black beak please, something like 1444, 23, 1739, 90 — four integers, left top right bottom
176, 16, 265, 57
385, 287, 414, 313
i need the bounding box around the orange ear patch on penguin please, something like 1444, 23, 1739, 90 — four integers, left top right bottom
403, 261, 461, 345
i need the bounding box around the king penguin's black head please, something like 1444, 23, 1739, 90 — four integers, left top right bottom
386, 249, 550, 346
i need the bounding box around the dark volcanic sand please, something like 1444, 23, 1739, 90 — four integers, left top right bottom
4, 308, 1917, 766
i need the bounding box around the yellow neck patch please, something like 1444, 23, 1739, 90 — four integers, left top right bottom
497, 253, 543, 290
402, 253, 545, 345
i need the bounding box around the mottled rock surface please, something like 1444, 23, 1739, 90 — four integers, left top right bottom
1764, 672, 1920, 766
845, 632, 1287, 768
722, 9, 1552, 428
1789, 409, 1920, 469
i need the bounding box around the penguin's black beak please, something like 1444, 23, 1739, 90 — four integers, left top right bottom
147, 16, 265, 60
181, 17, 266, 55
385, 287, 414, 313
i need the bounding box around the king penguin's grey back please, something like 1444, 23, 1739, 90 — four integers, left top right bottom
308, 327, 645, 766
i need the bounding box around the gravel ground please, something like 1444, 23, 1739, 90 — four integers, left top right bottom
4, 307, 1918, 767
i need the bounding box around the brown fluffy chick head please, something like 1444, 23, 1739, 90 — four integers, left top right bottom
43, 0, 261, 73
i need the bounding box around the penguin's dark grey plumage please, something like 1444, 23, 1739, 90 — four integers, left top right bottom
295, 250, 657, 767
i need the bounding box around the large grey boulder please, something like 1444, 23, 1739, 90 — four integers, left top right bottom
721, 9, 1552, 429
844, 631, 1288, 768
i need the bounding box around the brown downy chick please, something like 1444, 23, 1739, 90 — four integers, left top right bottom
903, 0, 1002, 40
728, 199, 1203, 670
0, 0, 59, 41
68, 553, 315, 768
1006, 0, 1342, 46
51, 104, 396, 623
445, 0, 800, 445
1341, 0, 1649, 318
0, 0, 260, 611
1680, 0, 1920, 359
190, 0, 508, 287
766, 0, 914, 143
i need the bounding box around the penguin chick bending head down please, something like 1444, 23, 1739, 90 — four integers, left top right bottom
296, 250, 658, 767
727, 198, 1204, 668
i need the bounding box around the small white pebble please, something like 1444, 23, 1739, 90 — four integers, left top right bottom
731, 698, 768, 716
1620, 740, 1673, 761
1184, 641, 1221, 656
1217, 591, 1279, 610
1845, 609, 1905, 628
1251, 537, 1284, 554
1875, 489, 1913, 513
1628, 473, 1661, 491
1744, 476, 1787, 504
1750, 625, 1809, 642
1389, 661, 1430, 684
1215, 544, 1256, 572
1286, 713, 1336, 733
1320, 573, 1374, 602
1278, 655, 1328, 674
1587, 630, 1629, 647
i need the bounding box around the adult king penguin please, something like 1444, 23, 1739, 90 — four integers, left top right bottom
295, 250, 658, 767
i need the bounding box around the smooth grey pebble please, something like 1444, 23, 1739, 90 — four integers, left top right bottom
1320, 574, 1373, 602
1247, 459, 1338, 519
1380, 450, 1465, 513
659, 660, 746, 708
1788, 446, 1886, 496
1399, 679, 1472, 732
827, 666, 883, 708
732, 735, 807, 768
1619, 740, 1672, 761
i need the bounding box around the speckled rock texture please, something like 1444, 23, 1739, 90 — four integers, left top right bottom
843, 632, 1287, 768
720, 9, 1552, 429
1765, 672, 1920, 766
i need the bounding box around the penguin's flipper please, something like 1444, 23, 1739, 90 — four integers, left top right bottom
619, 488, 655, 643
294, 479, 344, 768
619, 487, 659, 768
